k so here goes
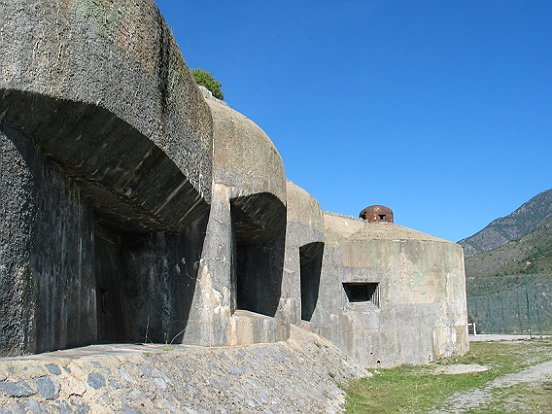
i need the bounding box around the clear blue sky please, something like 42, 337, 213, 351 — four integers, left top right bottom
155, 0, 552, 242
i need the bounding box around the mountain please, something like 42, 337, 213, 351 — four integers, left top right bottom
459, 189, 552, 258
460, 188, 552, 278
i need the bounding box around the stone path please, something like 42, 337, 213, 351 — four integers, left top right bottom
430, 360, 552, 413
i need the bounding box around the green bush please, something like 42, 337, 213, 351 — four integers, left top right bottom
191, 69, 224, 100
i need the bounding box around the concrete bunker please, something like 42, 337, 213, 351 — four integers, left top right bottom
315, 212, 468, 367
231, 193, 287, 317
299, 242, 325, 321
0, 0, 469, 366
283, 181, 326, 326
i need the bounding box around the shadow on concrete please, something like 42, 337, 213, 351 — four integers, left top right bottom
300, 242, 325, 321
230, 193, 286, 318
0, 90, 210, 353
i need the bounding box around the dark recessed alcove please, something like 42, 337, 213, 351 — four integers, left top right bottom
299, 242, 324, 321
0, 90, 210, 355
230, 193, 286, 317
94, 223, 128, 343
94, 212, 208, 345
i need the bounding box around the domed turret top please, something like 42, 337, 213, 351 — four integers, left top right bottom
359, 205, 394, 223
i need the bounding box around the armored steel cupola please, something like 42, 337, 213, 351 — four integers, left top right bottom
359, 205, 394, 223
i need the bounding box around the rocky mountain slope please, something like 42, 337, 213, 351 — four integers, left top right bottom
459, 189, 552, 259
460, 189, 552, 277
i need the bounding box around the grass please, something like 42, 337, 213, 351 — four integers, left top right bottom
345, 340, 552, 414
465, 381, 552, 414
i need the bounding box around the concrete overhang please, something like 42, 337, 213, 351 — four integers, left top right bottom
0, 0, 213, 231
286, 181, 325, 246
208, 98, 287, 239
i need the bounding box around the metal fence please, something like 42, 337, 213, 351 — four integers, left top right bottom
467, 274, 552, 336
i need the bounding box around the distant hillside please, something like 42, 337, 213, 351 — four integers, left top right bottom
459, 189, 552, 258
461, 188, 552, 278
465, 220, 552, 277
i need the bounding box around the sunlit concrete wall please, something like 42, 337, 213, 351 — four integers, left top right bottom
303, 213, 469, 368
0, 0, 468, 366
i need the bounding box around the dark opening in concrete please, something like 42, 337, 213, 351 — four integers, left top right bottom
378, 214, 386, 221
299, 242, 324, 321
94, 213, 208, 345
343, 283, 380, 307
230, 193, 286, 317
0, 90, 210, 355
95, 223, 127, 343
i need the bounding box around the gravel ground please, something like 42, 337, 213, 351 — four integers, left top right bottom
430, 360, 552, 413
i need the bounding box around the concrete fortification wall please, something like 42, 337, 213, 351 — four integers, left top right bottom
0, 1, 468, 409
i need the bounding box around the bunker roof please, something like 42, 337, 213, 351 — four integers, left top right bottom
324, 212, 453, 244
349, 222, 452, 243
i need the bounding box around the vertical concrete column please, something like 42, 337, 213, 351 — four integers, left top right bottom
282, 182, 325, 327
181, 183, 234, 346
0, 129, 37, 356
0, 127, 98, 356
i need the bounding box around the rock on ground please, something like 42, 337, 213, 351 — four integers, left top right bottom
434, 364, 489, 375
0, 327, 363, 414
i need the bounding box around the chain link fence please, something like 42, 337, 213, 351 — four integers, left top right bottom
467, 274, 552, 336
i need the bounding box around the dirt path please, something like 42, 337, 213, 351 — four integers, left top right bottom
430, 360, 552, 414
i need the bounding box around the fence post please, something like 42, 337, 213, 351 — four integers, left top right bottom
525, 274, 532, 338
487, 296, 492, 334
516, 288, 523, 334
534, 288, 543, 339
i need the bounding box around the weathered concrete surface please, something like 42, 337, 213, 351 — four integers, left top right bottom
0, 127, 97, 356
0, 0, 469, 379
0, 0, 212, 204
179, 94, 288, 347
304, 213, 469, 368
0, 0, 213, 356
0, 0, 212, 228
208, 99, 286, 203
0, 121, 210, 355
0, 327, 362, 414
282, 181, 326, 326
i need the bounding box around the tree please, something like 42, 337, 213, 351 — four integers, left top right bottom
191, 69, 224, 100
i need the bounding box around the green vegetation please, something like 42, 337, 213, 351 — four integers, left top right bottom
191, 68, 224, 100
468, 382, 552, 414
462, 191, 552, 336
498, 241, 552, 275
345, 340, 552, 414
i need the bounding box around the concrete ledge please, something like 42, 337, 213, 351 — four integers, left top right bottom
230, 310, 288, 345
0, 91, 209, 231
208, 98, 286, 204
